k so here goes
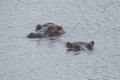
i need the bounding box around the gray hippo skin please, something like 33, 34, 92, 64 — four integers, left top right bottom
66, 41, 95, 51
27, 32, 46, 38
27, 23, 65, 38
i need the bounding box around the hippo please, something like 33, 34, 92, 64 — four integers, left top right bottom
66, 41, 95, 51
27, 23, 65, 38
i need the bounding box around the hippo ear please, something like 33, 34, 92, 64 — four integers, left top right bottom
57, 26, 63, 30
66, 42, 72, 48
57, 26, 65, 34
90, 41, 94, 47
36, 24, 42, 31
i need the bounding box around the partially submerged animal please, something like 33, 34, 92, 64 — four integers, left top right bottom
66, 41, 95, 51
27, 23, 65, 38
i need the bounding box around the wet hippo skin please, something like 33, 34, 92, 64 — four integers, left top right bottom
27, 33, 46, 38
66, 41, 95, 51
27, 23, 65, 38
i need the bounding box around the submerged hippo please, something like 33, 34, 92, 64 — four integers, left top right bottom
66, 41, 95, 51
27, 23, 65, 38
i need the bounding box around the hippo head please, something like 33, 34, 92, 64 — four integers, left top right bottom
66, 42, 81, 51
27, 23, 65, 38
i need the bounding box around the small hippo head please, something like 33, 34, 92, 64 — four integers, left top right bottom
66, 41, 95, 51
66, 42, 81, 51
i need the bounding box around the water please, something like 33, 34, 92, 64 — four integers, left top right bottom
0, 0, 120, 80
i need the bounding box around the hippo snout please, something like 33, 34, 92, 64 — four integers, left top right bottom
27, 33, 45, 38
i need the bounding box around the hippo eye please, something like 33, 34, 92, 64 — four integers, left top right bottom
50, 26, 56, 30
49, 26, 56, 32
